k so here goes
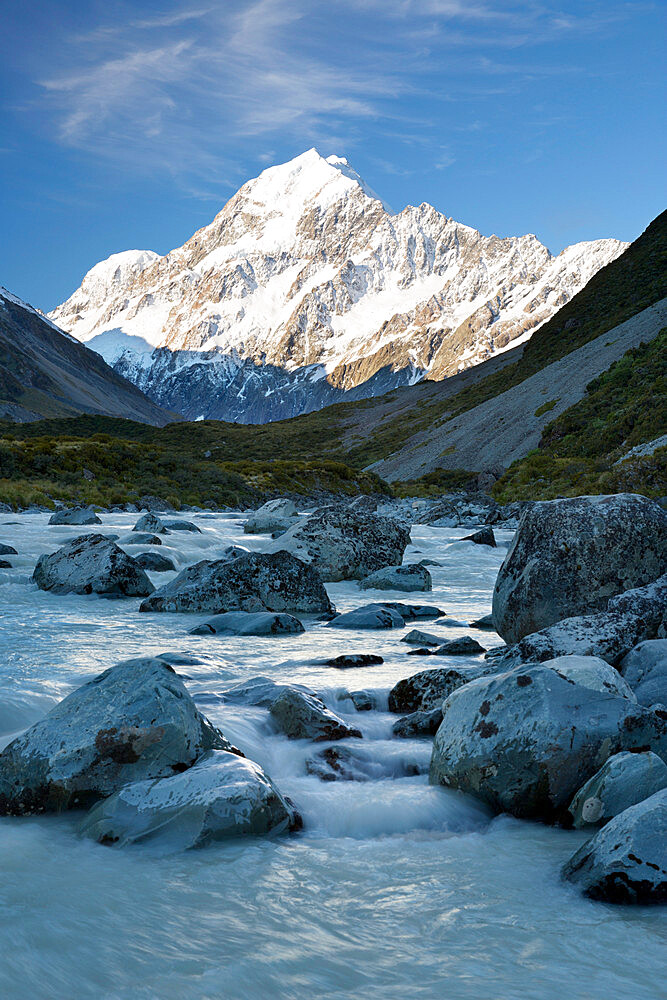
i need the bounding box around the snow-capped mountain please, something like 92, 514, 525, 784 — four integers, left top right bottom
50, 149, 627, 423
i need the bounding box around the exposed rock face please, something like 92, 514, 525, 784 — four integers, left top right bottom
492, 495, 667, 644
50, 150, 626, 424
608, 573, 667, 637
360, 564, 432, 592
189, 611, 304, 636
80, 750, 298, 848
0, 658, 227, 815
388, 664, 491, 713
428, 662, 667, 822
562, 789, 667, 903
134, 552, 176, 572
243, 499, 299, 535
32, 534, 154, 597
139, 550, 333, 615
49, 506, 101, 526
567, 751, 667, 828
270, 506, 410, 582
269, 688, 362, 741
619, 640, 667, 706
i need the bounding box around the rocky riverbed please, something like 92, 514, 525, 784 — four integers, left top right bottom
0, 502, 665, 999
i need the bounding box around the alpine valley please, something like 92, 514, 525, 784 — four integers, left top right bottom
50, 149, 626, 423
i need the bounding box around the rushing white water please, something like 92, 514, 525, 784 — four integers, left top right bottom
0, 511, 664, 1000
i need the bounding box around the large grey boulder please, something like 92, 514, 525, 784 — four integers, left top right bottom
608, 573, 667, 637
388, 664, 491, 713
492, 495, 667, 644
0, 658, 228, 815
49, 506, 101, 526
567, 751, 667, 828
460, 527, 496, 547
32, 534, 154, 597
392, 708, 443, 738
119, 532, 162, 546
163, 520, 202, 533
135, 552, 177, 573
430, 636, 487, 656
80, 750, 298, 849
507, 612, 647, 668
401, 629, 442, 647
221, 676, 315, 709
139, 550, 333, 615
360, 564, 432, 593
133, 512, 168, 534
429, 661, 667, 822
243, 499, 299, 535
189, 611, 304, 636
562, 789, 667, 903
269, 688, 362, 741
326, 604, 405, 630
268, 506, 410, 581
541, 655, 636, 701
619, 640, 667, 706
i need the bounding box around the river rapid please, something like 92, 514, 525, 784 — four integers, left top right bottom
0, 510, 664, 1000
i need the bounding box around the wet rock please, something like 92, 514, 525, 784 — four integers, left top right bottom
567, 751, 667, 828
135, 552, 177, 572
243, 498, 299, 535
388, 664, 491, 713
139, 550, 333, 615
431, 636, 487, 656
508, 612, 648, 668
268, 506, 410, 581
305, 744, 426, 782
0, 559, 12, 568
401, 629, 442, 647
542, 655, 636, 701
461, 527, 496, 547
119, 532, 163, 546
469, 614, 496, 631
49, 506, 101, 526
163, 520, 202, 533
492, 495, 667, 644
619, 640, 667, 706
32, 534, 154, 597
221, 676, 315, 709
326, 604, 405, 630
429, 662, 667, 822
360, 564, 432, 593
562, 789, 667, 903
269, 688, 362, 742
608, 574, 667, 637
324, 654, 384, 668
133, 512, 169, 534
189, 611, 304, 636
348, 690, 379, 712
0, 542, 17, 555
392, 708, 443, 738
381, 602, 446, 621
0, 658, 228, 815
80, 750, 298, 849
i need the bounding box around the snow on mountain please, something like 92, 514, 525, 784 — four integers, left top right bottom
50, 148, 628, 422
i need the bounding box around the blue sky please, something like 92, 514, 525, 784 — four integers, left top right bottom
1, 0, 665, 311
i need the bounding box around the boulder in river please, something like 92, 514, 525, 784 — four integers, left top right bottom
80, 750, 298, 848
431, 636, 487, 656
221, 676, 315, 709
0, 657, 229, 815
140, 550, 333, 615
469, 614, 496, 631
49, 506, 101, 526
360, 564, 432, 593
562, 789, 667, 903
32, 534, 154, 597
401, 630, 442, 647
0, 559, 12, 568
0, 542, 17, 555
119, 532, 163, 546
268, 505, 410, 581
392, 708, 443, 738
326, 604, 405, 630
388, 664, 491, 713
189, 611, 305, 636
619, 639, 667, 706
163, 520, 202, 533
541, 654, 636, 701
460, 527, 496, 547
324, 654, 384, 668
492, 494, 667, 644
429, 661, 667, 822
134, 552, 177, 573
133, 512, 169, 534
269, 688, 362, 741
567, 751, 667, 828
506, 612, 648, 668
243, 499, 299, 535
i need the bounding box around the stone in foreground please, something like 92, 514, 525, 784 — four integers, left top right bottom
80, 750, 298, 849
189, 611, 304, 636
0, 658, 228, 815
32, 534, 154, 597
140, 550, 333, 615
360, 564, 432, 593
567, 751, 667, 828
269, 688, 362, 741
49, 506, 101, 526
429, 661, 667, 822
492, 494, 667, 643
562, 789, 667, 903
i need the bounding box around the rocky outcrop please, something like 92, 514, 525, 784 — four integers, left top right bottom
360, 564, 432, 592
567, 751, 667, 828
243, 499, 299, 535
428, 661, 667, 822
608, 573, 667, 637
139, 550, 333, 615
189, 611, 304, 636
619, 640, 667, 706
49, 506, 101, 526
506, 612, 648, 668
562, 789, 667, 903
269, 688, 362, 741
80, 750, 298, 848
32, 534, 154, 597
269, 506, 410, 582
388, 664, 491, 713
492, 495, 667, 644
0, 658, 228, 815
